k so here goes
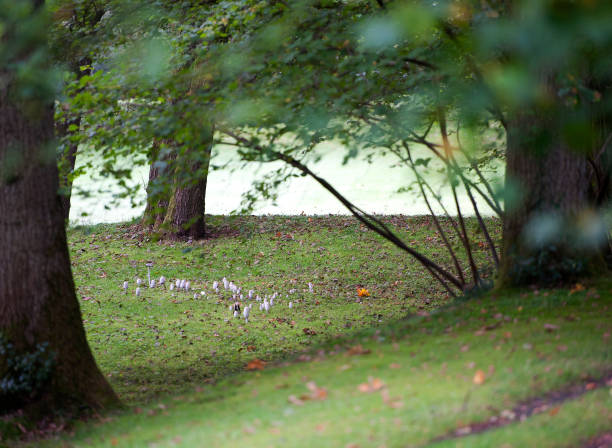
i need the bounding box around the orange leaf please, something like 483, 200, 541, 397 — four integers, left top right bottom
357, 288, 370, 297
473, 370, 486, 385
570, 283, 585, 294
245, 359, 266, 371
306, 381, 328, 400
347, 345, 371, 356
357, 377, 385, 393
358, 383, 372, 393
549, 406, 561, 416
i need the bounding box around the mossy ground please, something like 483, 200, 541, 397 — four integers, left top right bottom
3, 215, 611, 447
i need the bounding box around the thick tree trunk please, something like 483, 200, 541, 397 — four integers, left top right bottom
162, 143, 212, 240
0, 82, 118, 413
143, 131, 213, 240
499, 112, 608, 285
142, 140, 175, 229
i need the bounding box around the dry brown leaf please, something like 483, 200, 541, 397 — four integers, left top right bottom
549, 406, 561, 416
288, 395, 304, 406
306, 381, 328, 400
570, 283, 585, 294
245, 359, 266, 371
347, 345, 371, 356
473, 369, 486, 385
381, 389, 404, 409
357, 377, 386, 393
357, 382, 372, 393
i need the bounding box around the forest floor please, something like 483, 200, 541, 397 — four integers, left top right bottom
2, 215, 611, 447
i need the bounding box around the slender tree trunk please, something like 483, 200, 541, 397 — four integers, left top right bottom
56, 116, 80, 222
0, 71, 118, 414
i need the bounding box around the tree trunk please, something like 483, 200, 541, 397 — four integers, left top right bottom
0, 76, 118, 414
56, 116, 80, 222
142, 140, 175, 229
162, 142, 212, 240
143, 131, 213, 240
499, 112, 608, 285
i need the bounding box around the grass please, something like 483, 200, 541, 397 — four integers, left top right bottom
3, 215, 612, 447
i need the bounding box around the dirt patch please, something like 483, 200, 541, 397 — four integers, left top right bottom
430, 372, 612, 444
584, 432, 612, 448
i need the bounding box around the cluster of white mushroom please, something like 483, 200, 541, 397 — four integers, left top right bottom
121, 267, 315, 323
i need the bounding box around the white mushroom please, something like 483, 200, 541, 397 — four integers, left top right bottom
169, 284, 175, 291
135, 287, 141, 297
122, 281, 129, 294
145, 261, 153, 286
289, 301, 293, 309
136, 278, 143, 286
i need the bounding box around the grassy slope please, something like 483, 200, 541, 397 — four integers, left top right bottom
6, 216, 612, 447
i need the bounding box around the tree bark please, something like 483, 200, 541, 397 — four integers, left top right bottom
162, 142, 212, 240
499, 111, 608, 285
0, 72, 118, 414
143, 131, 213, 240
142, 140, 175, 229
56, 116, 80, 222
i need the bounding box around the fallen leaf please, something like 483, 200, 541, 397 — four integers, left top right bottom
543, 323, 559, 332
357, 288, 370, 297
347, 345, 371, 356
381, 389, 403, 409
586, 382, 597, 390
570, 283, 585, 294
245, 359, 266, 371
288, 395, 304, 406
473, 370, 486, 385
389, 363, 401, 369
549, 406, 561, 416
303, 328, 317, 336
306, 381, 328, 400
358, 377, 386, 393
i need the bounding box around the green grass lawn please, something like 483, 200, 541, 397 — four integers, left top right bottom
3, 215, 611, 447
